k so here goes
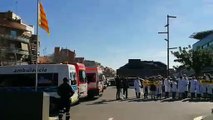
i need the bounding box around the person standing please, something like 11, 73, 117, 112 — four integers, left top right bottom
156, 80, 162, 100
196, 79, 202, 100
190, 76, 197, 99
164, 77, 171, 98
134, 77, 142, 98
57, 77, 74, 120
143, 79, 149, 99
150, 81, 156, 100
183, 75, 189, 98
115, 76, 122, 100
122, 77, 129, 99
171, 80, 177, 100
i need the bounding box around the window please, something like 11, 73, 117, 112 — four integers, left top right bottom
79, 70, 86, 83
70, 72, 77, 85
10, 30, 17, 38
86, 73, 96, 82
0, 73, 58, 87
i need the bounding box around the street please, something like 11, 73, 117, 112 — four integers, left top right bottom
71, 87, 213, 120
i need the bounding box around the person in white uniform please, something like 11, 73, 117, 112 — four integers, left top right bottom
189, 76, 197, 99
178, 76, 184, 99
164, 77, 171, 98
171, 80, 177, 100
134, 77, 142, 98
183, 75, 189, 98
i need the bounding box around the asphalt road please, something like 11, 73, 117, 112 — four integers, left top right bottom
70, 87, 213, 120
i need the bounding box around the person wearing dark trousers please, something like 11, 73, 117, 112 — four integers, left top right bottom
115, 76, 121, 100
57, 77, 74, 120
150, 83, 156, 100
122, 78, 129, 99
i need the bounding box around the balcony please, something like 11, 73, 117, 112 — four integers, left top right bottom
0, 33, 30, 43
1, 48, 29, 56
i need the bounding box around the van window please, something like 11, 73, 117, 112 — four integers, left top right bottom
0, 73, 58, 87
79, 70, 86, 83
70, 72, 77, 85
86, 73, 96, 82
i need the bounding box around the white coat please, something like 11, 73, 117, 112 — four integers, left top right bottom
200, 84, 206, 95
134, 79, 141, 93
164, 79, 170, 92
171, 81, 177, 92
195, 81, 201, 94
182, 79, 189, 92
190, 79, 197, 93
178, 79, 184, 93
207, 84, 213, 94
156, 81, 162, 94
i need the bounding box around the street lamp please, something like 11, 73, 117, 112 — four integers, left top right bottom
158, 14, 176, 77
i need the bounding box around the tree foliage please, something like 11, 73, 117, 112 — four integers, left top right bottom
172, 47, 213, 76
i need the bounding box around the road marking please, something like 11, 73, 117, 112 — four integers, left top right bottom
193, 116, 204, 120
108, 117, 114, 120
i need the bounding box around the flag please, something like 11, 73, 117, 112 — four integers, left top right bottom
39, 2, 50, 34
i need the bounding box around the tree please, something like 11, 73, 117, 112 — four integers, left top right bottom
172, 47, 213, 76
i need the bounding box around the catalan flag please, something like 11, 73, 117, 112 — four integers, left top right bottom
39, 2, 50, 34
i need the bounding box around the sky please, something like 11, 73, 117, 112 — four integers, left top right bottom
1, 0, 213, 70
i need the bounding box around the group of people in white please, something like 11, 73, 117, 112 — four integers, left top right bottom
133, 74, 213, 100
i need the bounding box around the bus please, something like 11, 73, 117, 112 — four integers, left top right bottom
71, 63, 88, 98
0, 64, 79, 110
86, 66, 105, 98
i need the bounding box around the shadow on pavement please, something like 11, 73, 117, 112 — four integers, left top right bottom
183, 98, 213, 102
80, 97, 99, 103
86, 99, 118, 105
160, 98, 182, 102
128, 98, 160, 102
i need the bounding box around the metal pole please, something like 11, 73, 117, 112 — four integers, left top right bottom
167, 15, 169, 77
35, 0, 39, 91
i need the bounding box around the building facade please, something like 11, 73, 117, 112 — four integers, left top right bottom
117, 59, 167, 77
53, 47, 76, 63
0, 11, 38, 66
190, 30, 213, 50
190, 30, 213, 73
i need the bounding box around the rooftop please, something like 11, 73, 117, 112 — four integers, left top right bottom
190, 30, 213, 40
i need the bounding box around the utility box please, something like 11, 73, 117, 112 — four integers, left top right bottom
0, 91, 49, 120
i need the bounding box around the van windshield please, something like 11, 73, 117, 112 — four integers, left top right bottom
79, 70, 87, 83
86, 73, 96, 82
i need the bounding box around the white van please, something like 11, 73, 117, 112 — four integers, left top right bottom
0, 64, 79, 106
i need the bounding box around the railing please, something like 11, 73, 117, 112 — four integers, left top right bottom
0, 48, 29, 55
0, 34, 30, 43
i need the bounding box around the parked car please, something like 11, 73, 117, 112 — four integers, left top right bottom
107, 78, 115, 86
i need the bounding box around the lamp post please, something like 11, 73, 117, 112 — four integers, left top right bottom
158, 15, 176, 77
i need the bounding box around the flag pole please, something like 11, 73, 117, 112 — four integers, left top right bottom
35, 0, 39, 91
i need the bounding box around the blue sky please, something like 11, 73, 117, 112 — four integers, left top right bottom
1, 0, 213, 69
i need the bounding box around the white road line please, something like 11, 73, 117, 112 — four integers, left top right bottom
108, 117, 114, 120
193, 116, 204, 120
